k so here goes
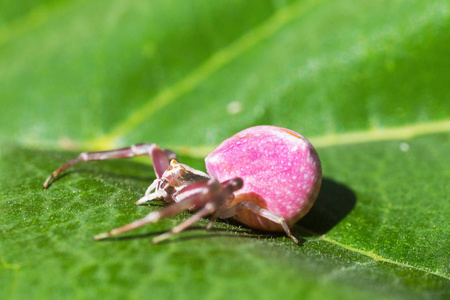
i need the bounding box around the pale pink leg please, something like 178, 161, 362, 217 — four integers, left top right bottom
205, 206, 227, 230
93, 179, 220, 241
43, 143, 175, 189
218, 201, 299, 244
94, 196, 207, 241
152, 204, 215, 243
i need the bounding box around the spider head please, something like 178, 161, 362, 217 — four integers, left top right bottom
161, 160, 210, 191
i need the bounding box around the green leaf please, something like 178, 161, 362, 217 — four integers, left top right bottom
1, 1, 449, 299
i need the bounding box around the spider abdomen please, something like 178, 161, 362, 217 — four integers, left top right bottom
205, 126, 322, 230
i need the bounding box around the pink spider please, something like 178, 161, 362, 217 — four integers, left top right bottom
44, 126, 322, 244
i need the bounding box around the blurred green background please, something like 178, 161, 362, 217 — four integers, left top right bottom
1, 0, 449, 299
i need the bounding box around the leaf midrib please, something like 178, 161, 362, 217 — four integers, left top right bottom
318, 236, 450, 280
160, 120, 450, 159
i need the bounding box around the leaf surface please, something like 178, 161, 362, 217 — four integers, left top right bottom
1, 1, 449, 299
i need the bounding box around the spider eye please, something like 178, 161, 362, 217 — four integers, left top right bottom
167, 159, 182, 171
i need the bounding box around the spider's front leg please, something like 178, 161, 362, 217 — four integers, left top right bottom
43, 143, 176, 189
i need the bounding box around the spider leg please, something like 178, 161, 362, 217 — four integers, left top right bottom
145, 179, 160, 196
205, 178, 244, 230
152, 204, 215, 244
43, 143, 175, 189
152, 178, 243, 243
135, 187, 168, 205
93, 194, 208, 241
205, 206, 227, 230
93, 179, 221, 241
218, 201, 299, 244
133, 179, 168, 206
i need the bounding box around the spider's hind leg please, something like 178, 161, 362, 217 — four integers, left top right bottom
218, 201, 299, 244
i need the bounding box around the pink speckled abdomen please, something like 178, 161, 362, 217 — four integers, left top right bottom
205, 126, 322, 231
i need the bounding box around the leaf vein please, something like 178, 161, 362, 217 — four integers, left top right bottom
319, 236, 450, 280
172, 120, 450, 158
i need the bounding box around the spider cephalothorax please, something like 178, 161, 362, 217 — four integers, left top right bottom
138, 160, 211, 205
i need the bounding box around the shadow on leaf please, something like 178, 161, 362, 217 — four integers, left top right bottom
294, 177, 356, 236
94, 226, 264, 243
